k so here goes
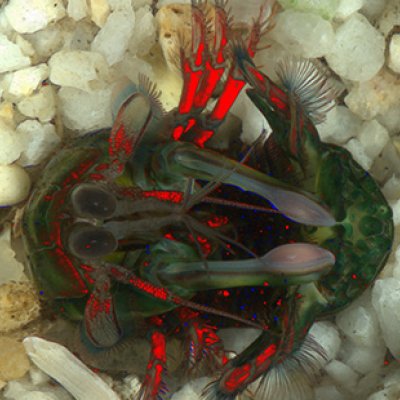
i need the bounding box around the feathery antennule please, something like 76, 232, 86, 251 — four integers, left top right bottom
247, 0, 280, 56
138, 73, 166, 116
275, 57, 344, 124
215, 0, 234, 32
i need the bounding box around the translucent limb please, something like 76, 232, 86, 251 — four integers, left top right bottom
162, 141, 336, 226
158, 243, 335, 290
104, 262, 267, 331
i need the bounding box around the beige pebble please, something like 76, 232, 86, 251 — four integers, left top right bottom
345, 69, 400, 120
0, 337, 30, 381
90, 0, 111, 27
0, 282, 40, 333
0, 164, 31, 206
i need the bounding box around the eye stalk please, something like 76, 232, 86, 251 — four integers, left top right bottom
67, 223, 118, 260
71, 184, 117, 220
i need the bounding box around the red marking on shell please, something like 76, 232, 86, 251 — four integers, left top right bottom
62, 159, 95, 188
176, 307, 199, 321
89, 173, 105, 181
207, 215, 229, 228
194, 129, 214, 148
53, 247, 88, 295
179, 62, 203, 114
128, 276, 168, 301
223, 364, 252, 392
255, 344, 277, 367
193, 62, 224, 108
184, 117, 196, 133
172, 125, 184, 141
210, 75, 245, 121
142, 190, 183, 203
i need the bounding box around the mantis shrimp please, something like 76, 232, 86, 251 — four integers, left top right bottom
20, 0, 393, 399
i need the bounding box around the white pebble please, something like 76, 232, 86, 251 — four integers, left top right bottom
7, 64, 48, 98
0, 165, 30, 206
336, 299, 383, 348
389, 34, 400, 74
4, 380, 72, 400
171, 377, 212, 400
372, 278, 400, 358
358, 120, 389, 161
90, 0, 111, 27
361, 0, 386, 21
4, 0, 66, 34
391, 246, 400, 280
128, 6, 156, 56
314, 384, 346, 400
367, 387, 400, 400
114, 54, 154, 85
382, 174, 400, 202
383, 366, 400, 388
67, 0, 89, 21
318, 105, 361, 145
17, 120, 60, 166
58, 87, 112, 131
345, 70, 400, 121
378, 0, 400, 37
325, 360, 360, 391
326, 13, 385, 82
112, 375, 141, 400
308, 321, 341, 363
340, 340, 386, 375
377, 105, 400, 136
335, 0, 363, 20
29, 366, 51, 386
67, 21, 98, 51
91, 6, 135, 65
15, 35, 36, 58
230, 91, 269, 143
132, 0, 152, 9
356, 371, 385, 398
23, 337, 120, 400
0, 9, 13, 36
371, 142, 400, 184
25, 26, 64, 62
270, 10, 334, 58
0, 34, 30, 74
19, 392, 60, 400
0, 225, 26, 284
17, 85, 56, 123
344, 138, 372, 171
0, 119, 24, 165
278, 0, 338, 20
49, 50, 109, 91
390, 198, 400, 227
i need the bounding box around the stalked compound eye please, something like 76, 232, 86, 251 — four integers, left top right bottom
71, 184, 117, 219
68, 223, 118, 259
